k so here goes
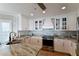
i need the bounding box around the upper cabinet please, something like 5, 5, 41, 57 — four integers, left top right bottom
56, 19, 60, 30
39, 20, 43, 29
67, 12, 77, 31
55, 17, 67, 31
34, 18, 54, 30
51, 12, 77, 31
62, 17, 67, 30
29, 11, 77, 31
34, 20, 43, 30
51, 17, 67, 31
35, 21, 38, 30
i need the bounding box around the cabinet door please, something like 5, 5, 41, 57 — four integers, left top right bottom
24, 37, 31, 44
67, 12, 77, 31
63, 40, 71, 54
31, 37, 42, 47
54, 39, 64, 52
70, 42, 76, 56
35, 21, 38, 30
62, 17, 67, 30
55, 19, 60, 30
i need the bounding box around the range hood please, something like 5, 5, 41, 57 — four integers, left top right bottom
42, 19, 54, 29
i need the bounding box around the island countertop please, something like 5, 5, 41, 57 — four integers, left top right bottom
0, 45, 12, 56
0, 35, 43, 56
0, 43, 41, 56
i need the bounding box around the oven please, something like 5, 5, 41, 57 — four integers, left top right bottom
42, 35, 54, 47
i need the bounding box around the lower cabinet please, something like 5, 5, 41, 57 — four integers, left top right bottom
24, 36, 42, 48
31, 37, 42, 46
70, 42, 76, 56
54, 38, 77, 56
63, 39, 71, 54
54, 39, 64, 52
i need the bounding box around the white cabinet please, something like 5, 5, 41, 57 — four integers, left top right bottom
52, 17, 67, 31
55, 19, 60, 30
24, 36, 42, 48
54, 38, 64, 52
35, 21, 38, 30
62, 17, 67, 30
70, 42, 77, 56
34, 20, 43, 30
52, 11, 77, 31
67, 12, 77, 31
54, 38, 77, 56
63, 39, 71, 54
28, 19, 43, 30
54, 39, 69, 53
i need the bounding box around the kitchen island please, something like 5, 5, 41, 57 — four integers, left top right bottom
0, 36, 42, 56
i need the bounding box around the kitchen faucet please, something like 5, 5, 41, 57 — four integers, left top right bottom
9, 32, 16, 43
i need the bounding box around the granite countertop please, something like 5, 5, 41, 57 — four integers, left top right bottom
54, 37, 77, 43
15, 36, 42, 40
0, 45, 12, 56
15, 36, 30, 40
0, 36, 42, 56
0, 42, 41, 56
31, 36, 42, 39
10, 43, 40, 56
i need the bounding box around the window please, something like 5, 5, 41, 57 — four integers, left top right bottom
2, 22, 11, 32
0, 22, 12, 44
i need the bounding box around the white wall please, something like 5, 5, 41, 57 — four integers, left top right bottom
15, 14, 30, 31
21, 15, 29, 30
28, 19, 34, 30
0, 14, 13, 20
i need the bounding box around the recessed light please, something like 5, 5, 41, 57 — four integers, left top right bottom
61, 6, 66, 10
43, 10, 46, 14
30, 13, 34, 16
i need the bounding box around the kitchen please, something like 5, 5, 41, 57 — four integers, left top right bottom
0, 3, 79, 56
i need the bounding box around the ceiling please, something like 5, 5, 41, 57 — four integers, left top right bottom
0, 3, 79, 19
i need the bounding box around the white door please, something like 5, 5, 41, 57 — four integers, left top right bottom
0, 21, 12, 44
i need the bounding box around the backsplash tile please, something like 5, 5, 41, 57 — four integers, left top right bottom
18, 29, 77, 39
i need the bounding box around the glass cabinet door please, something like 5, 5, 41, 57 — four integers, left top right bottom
62, 18, 67, 30
56, 19, 60, 30
35, 21, 38, 30
39, 20, 42, 30
35, 20, 43, 30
